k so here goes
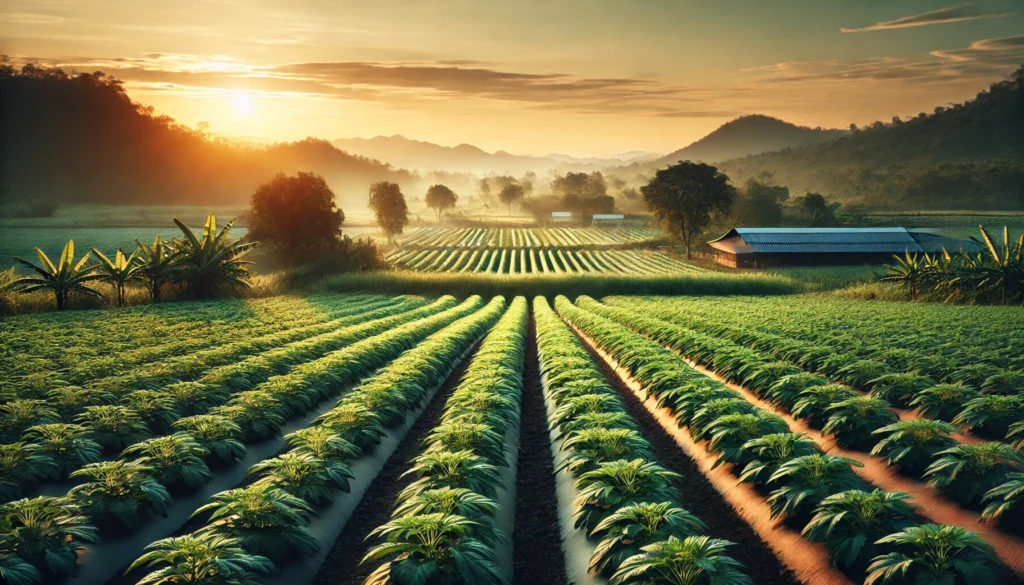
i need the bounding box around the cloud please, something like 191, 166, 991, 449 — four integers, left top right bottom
840, 3, 1020, 33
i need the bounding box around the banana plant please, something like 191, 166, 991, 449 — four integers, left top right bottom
122, 433, 212, 491
573, 459, 681, 533
974, 225, 1024, 305
363, 513, 505, 585
68, 460, 171, 530
608, 535, 750, 585
127, 532, 274, 585
767, 454, 866, 521
249, 452, 352, 505
910, 383, 979, 422
9, 240, 103, 310
924, 442, 1023, 506
21, 424, 102, 478
866, 524, 996, 585
882, 251, 929, 302
823, 397, 899, 451
738, 432, 821, 486
871, 419, 958, 476
803, 489, 917, 569
91, 248, 141, 306
134, 235, 179, 303
173, 214, 258, 298
0, 443, 59, 502
589, 502, 706, 575
173, 415, 247, 463
981, 472, 1024, 524
0, 496, 99, 580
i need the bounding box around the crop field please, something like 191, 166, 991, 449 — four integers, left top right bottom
2, 292, 1023, 585
399, 227, 662, 248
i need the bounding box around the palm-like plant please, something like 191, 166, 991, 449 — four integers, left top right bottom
690, 398, 755, 441
424, 422, 506, 465
766, 373, 829, 411
128, 532, 274, 585
249, 452, 352, 505
134, 235, 180, 303
924, 442, 1023, 506
48, 386, 104, 420
391, 487, 497, 521
0, 496, 99, 580
363, 513, 505, 585
738, 432, 821, 486
911, 383, 979, 422
706, 412, 789, 470
314, 403, 386, 453
91, 248, 141, 306
980, 370, 1024, 396
172, 415, 247, 464
868, 373, 935, 409
0, 553, 41, 585
400, 450, 501, 499
953, 395, 1023, 439
974, 225, 1024, 305
871, 419, 958, 476
21, 424, 102, 478
803, 489, 917, 569
194, 484, 317, 562
792, 384, 857, 428
560, 428, 652, 476
882, 252, 929, 301
981, 472, 1024, 524
823, 397, 899, 451
0, 400, 59, 443
608, 535, 750, 585
68, 460, 171, 529
573, 459, 680, 533
75, 405, 150, 451
1009, 421, 1024, 450
284, 427, 360, 461
866, 524, 997, 585
122, 433, 212, 491
209, 392, 284, 441
173, 214, 258, 298
590, 502, 706, 575
9, 240, 103, 310
123, 390, 180, 435
0, 443, 59, 501
767, 454, 866, 521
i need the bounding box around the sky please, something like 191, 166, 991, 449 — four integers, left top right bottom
2, 0, 1023, 157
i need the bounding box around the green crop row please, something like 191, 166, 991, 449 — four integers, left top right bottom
555, 297, 1005, 584
400, 227, 661, 249
390, 247, 702, 276
535, 297, 753, 585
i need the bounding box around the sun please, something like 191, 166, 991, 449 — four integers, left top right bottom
231, 91, 253, 117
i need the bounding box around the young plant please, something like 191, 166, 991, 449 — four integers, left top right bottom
924, 442, 1023, 506
123, 390, 181, 435
391, 487, 498, 522
836, 360, 891, 389
75, 405, 150, 451
706, 412, 789, 470
766, 373, 829, 411
68, 460, 171, 530
981, 472, 1024, 524
0, 443, 59, 501
128, 532, 274, 585
0, 496, 99, 580
21, 424, 102, 478
767, 454, 866, 521
560, 428, 653, 476
866, 524, 996, 585
953, 395, 1023, 439
690, 398, 755, 441
868, 373, 935, 408
313, 403, 385, 453
122, 433, 212, 491
0, 400, 59, 443
803, 489, 917, 569
172, 415, 246, 463
871, 419, 958, 476
0, 554, 41, 585
792, 384, 857, 428
823, 397, 899, 451
209, 392, 284, 441
738, 432, 821, 486
9, 240, 103, 310
400, 450, 501, 499
284, 427, 360, 461
249, 452, 352, 505
573, 459, 680, 533
424, 422, 506, 466
590, 501, 706, 575
910, 383, 979, 422
608, 535, 750, 585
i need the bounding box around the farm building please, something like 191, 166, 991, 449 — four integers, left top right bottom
707, 227, 983, 268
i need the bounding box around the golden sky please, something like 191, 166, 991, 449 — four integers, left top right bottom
2, 0, 1023, 156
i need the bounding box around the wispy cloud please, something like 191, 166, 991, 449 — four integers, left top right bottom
840, 3, 1020, 33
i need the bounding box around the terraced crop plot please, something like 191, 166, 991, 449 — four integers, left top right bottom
2, 293, 1022, 585
389, 246, 704, 274
400, 226, 662, 248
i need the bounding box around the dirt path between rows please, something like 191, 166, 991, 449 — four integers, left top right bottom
512, 317, 569, 585
566, 324, 825, 585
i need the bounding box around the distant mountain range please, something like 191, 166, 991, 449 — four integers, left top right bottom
331, 135, 656, 174
654, 115, 848, 166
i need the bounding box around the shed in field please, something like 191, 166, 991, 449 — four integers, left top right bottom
707, 227, 983, 268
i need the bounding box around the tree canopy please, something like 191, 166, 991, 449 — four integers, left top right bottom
641, 161, 734, 259
498, 183, 525, 215
424, 184, 458, 223
247, 172, 344, 259
369, 182, 410, 243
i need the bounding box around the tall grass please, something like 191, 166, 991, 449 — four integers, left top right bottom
322, 269, 801, 298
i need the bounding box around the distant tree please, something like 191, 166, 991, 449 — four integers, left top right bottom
369, 182, 409, 244
641, 161, 734, 259
498, 183, 525, 216
424, 184, 458, 224
478, 178, 491, 199
247, 172, 344, 260
553, 171, 613, 215
733, 178, 789, 226
621, 187, 640, 200
792, 192, 840, 226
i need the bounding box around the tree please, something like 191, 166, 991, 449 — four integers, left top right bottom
732, 177, 789, 226
793, 192, 840, 226
368, 182, 409, 244
641, 161, 734, 259
91, 248, 141, 306
498, 183, 525, 215
247, 172, 344, 260
9, 240, 103, 310
424, 184, 458, 224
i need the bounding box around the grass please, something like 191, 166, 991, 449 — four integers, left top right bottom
764, 265, 882, 291
322, 269, 801, 298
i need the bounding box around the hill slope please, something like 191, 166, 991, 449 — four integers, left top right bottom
655, 115, 847, 165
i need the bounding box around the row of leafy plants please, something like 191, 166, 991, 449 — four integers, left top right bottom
361, 296, 528, 584
0, 296, 486, 584
882, 226, 1023, 304
2, 293, 411, 397
6, 213, 256, 311
555, 297, 1003, 585
0, 297, 462, 502
400, 227, 660, 249
124, 296, 507, 585
535, 297, 753, 585
606, 296, 1024, 444
579, 296, 1024, 524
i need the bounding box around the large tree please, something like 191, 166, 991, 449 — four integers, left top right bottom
247, 172, 344, 259
369, 181, 409, 244
498, 183, 525, 216
732, 177, 789, 227
641, 161, 734, 259
424, 184, 458, 224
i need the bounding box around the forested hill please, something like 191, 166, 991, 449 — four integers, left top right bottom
655, 115, 847, 165
717, 68, 1024, 210
0, 65, 416, 209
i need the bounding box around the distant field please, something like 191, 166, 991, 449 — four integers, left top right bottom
399, 226, 662, 248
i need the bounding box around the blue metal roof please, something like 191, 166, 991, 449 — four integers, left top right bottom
709, 227, 924, 254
